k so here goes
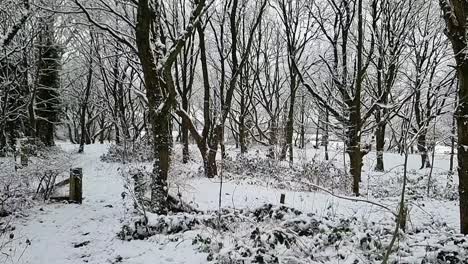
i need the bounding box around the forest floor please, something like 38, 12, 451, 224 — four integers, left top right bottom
1, 142, 467, 263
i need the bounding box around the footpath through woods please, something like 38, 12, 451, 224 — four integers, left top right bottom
2, 143, 206, 264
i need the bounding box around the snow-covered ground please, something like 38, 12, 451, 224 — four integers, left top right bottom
1, 143, 207, 264
1, 142, 466, 263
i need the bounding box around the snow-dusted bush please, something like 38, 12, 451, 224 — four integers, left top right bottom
302, 160, 349, 193
0, 158, 30, 216
369, 169, 458, 200
25, 147, 72, 199
222, 155, 349, 193
118, 203, 468, 263
0, 146, 71, 216
100, 137, 153, 163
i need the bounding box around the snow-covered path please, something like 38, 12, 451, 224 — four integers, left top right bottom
3, 144, 206, 264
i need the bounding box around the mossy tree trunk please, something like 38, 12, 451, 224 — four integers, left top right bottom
36, 18, 61, 147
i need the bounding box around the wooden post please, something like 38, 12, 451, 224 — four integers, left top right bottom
69, 168, 83, 204
280, 193, 285, 204
21, 153, 28, 167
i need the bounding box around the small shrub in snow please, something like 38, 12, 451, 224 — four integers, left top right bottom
0, 146, 71, 215
100, 137, 153, 163
222, 155, 349, 193
369, 170, 458, 201
119, 203, 468, 263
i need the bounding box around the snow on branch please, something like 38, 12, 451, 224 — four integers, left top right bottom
0, 0, 31, 49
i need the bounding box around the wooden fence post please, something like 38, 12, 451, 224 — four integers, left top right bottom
280, 193, 286, 204
21, 153, 28, 167
69, 168, 83, 204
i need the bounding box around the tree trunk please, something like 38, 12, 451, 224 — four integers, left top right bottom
455, 62, 468, 234
181, 97, 190, 163
375, 119, 386, 171
300, 95, 305, 149
239, 115, 247, 154
417, 133, 431, 169
67, 123, 76, 144
348, 148, 362, 196
281, 75, 297, 163
149, 112, 171, 214
205, 145, 218, 178
449, 104, 456, 173
440, 0, 468, 234
315, 117, 320, 149
347, 107, 362, 196
99, 113, 105, 144
115, 123, 121, 145
136, 0, 170, 214
220, 127, 226, 158
35, 19, 60, 147
267, 118, 278, 159
78, 59, 93, 154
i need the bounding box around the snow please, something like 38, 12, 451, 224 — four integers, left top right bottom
1, 142, 466, 263
1, 143, 207, 264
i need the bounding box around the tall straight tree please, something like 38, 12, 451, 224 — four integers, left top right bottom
78, 31, 95, 153
36, 17, 61, 147
439, 0, 468, 234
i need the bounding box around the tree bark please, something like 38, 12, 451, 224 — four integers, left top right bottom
375, 121, 386, 171
135, 0, 170, 214
280, 74, 297, 163
181, 97, 190, 163
439, 0, 468, 234
36, 19, 60, 147
417, 133, 431, 169
78, 57, 93, 153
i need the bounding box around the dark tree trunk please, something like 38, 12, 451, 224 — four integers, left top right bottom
98, 113, 105, 144
67, 123, 76, 144
115, 123, 121, 145
417, 133, 431, 169
440, 0, 468, 234
181, 97, 190, 163
267, 118, 278, 159
36, 20, 60, 147
315, 117, 320, 149
456, 63, 468, 234
136, 0, 170, 214
239, 114, 247, 154
348, 146, 362, 196
347, 117, 362, 196
300, 95, 305, 149
375, 117, 386, 171
78, 55, 93, 153
205, 143, 218, 178
450, 101, 456, 173
280, 75, 297, 162
348, 0, 365, 196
